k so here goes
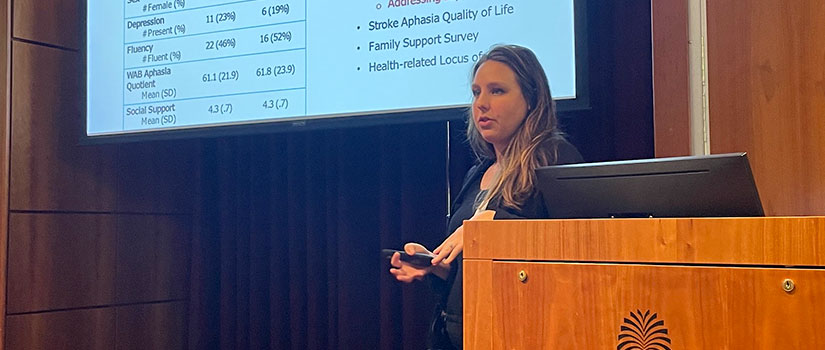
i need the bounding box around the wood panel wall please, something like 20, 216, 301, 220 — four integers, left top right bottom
0, 0, 9, 345
1, 0, 196, 349
705, 0, 825, 215
653, 0, 825, 215
651, 0, 690, 157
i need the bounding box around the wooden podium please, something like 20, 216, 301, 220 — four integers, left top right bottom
463, 217, 825, 349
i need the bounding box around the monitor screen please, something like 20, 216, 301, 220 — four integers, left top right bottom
87, 0, 586, 138
536, 153, 764, 219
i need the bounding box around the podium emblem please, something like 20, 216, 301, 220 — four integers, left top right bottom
617, 309, 672, 350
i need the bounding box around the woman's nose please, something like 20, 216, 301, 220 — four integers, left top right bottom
474, 94, 489, 113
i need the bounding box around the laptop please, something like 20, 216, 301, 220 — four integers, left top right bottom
535, 153, 764, 219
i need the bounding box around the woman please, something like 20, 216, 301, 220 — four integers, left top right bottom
390, 44, 583, 349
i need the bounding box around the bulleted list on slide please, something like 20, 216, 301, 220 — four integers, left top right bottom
309, 1, 524, 117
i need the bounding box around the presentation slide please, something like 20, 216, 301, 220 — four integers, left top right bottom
87, 0, 576, 136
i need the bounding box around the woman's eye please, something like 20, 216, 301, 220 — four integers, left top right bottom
471, 89, 480, 97
491, 89, 504, 95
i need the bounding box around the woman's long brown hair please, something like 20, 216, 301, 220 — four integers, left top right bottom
467, 45, 565, 210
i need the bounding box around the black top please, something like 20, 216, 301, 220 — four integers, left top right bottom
432, 140, 583, 349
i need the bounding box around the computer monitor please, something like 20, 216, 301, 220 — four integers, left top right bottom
535, 153, 764, 218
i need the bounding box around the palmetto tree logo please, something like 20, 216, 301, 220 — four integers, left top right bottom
617, 310, 672, 350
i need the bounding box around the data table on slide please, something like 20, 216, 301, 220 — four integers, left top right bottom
122, 0, 306, 130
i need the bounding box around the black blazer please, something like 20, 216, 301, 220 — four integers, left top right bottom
429, 139, 583, 349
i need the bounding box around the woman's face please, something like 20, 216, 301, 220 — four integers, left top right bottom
471, 60, 529, 153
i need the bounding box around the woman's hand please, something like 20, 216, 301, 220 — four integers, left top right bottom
431, 210, 496, 265
390, 243, 449, 282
